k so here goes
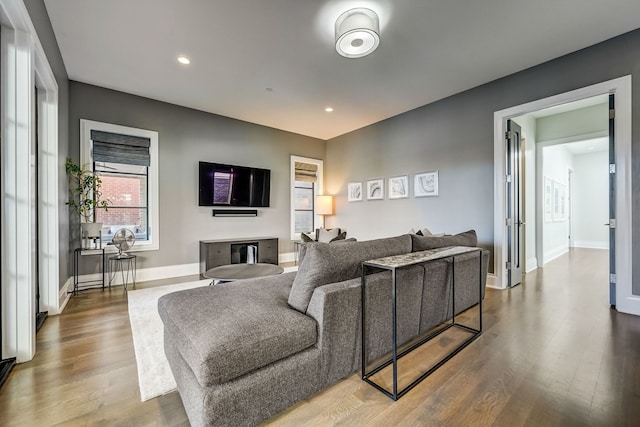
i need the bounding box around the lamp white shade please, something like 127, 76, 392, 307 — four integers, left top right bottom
316, 195, 334, 215
335, 8, 380, 58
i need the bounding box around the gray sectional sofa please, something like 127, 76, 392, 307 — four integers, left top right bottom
158, 231, 489, 426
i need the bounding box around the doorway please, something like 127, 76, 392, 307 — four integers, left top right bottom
493, 76, 635, 316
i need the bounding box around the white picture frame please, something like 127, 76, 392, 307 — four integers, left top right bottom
388, 175, 409, 199
366, 179, 384, 200
544, 177, 553, 223
553, 181, 566, 222
414, 171, 439, 197
347, 182, 363, 202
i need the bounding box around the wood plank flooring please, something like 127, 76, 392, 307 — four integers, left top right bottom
1, 248, 640, 426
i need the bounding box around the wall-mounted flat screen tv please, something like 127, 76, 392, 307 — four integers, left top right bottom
199, 161, 271, 207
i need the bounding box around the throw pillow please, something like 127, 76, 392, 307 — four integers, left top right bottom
411, 229, 478, 252
288, 234, 413, 313
317, 227, 340, 243
300, 232, 315, 242
421, 227, 433, 236
330, 231, 347, 242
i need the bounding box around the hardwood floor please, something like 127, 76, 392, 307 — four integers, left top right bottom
1, 248, 639, 426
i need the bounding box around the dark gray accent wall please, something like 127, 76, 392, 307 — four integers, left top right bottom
326, 28, 640, 284
24, 0, 70, 290
69, 82, 325, 273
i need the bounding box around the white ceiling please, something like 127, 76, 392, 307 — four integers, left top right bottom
44, 0, 640, 140
564, 137, 609, 155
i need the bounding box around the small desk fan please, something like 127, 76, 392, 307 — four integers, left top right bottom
112, 228, 135, 257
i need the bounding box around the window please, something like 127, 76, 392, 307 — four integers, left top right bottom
80, 119, 159, 251
95, 162, 149, 241
290, 156, 323, 240
294, 180, 314, 233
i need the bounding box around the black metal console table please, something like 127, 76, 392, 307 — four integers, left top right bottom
361, 246, 483, 400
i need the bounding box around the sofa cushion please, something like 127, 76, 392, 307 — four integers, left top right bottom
158, 272, 317, 386
411, 229, 478, 251
317, 227, 340, 243
288, 234, 413, 313
330, 231, 347, 242
300, 232, 315, 242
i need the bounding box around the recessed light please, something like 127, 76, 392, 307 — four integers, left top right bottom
177, 56, 190, 65
325, 107, 334, 112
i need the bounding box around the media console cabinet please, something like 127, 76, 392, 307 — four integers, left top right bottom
199, 237, 278, 277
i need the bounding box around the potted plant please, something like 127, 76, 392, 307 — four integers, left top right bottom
65, 158, 110, 248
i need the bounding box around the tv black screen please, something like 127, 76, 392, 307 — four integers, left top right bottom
199, 161, 271, 207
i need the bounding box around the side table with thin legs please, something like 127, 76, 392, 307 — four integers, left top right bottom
108, 254, 137, 291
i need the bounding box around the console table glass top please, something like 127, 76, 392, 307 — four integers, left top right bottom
363, 245, 480, 269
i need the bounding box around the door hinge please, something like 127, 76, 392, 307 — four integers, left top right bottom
609, 219, 617, 229
505, 131, 514, 140
506, 218, 513, 226
609, 109, 615, 119
506, 174, 512, 183
506, 261, 512, 270
610, 273, 617, 284
609, 164, 616, 174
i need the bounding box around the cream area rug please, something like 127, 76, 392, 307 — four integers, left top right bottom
128, 279, 210, 401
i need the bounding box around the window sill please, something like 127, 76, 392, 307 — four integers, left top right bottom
103, 241, 159, 253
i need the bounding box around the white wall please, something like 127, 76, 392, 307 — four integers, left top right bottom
572, 150, 609, 248
536, 103, 608, 142
542, 144, 573, 263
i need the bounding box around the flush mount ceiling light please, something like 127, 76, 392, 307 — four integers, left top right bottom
177, 56, 190, 65
335, 8, 380, 58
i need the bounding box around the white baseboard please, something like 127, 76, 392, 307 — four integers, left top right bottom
526, 257, 538, 273
279, 251, 296, 264
486, 273, 498, 289
544, 246, 568, 264
58, 278, 72, 314
573, 240, 609, 250
82, 262, 201, 288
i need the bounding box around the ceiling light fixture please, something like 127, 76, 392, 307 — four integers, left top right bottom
177, 56, 190, 65
335, 8, 380, 58
325, 107, 334, 112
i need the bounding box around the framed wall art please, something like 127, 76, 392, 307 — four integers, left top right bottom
414, 171, 438, 197
388, 175, 409, 199
366, 179, 384, 200
544, 177, 553, 222
347, 182, 363, 202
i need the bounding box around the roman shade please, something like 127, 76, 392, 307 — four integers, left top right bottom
91, 130, 151, 167
294, 162, 317, 183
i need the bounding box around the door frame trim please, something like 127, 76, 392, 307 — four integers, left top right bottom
1, 0, 60, 363
493, 76, 631, 305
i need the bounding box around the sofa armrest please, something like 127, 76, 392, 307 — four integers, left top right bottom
306, 277, 362, 386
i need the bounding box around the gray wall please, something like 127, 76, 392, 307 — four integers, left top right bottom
24, 0, 70, 289
326, 28, 640, 283
69, 82, 325, 275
